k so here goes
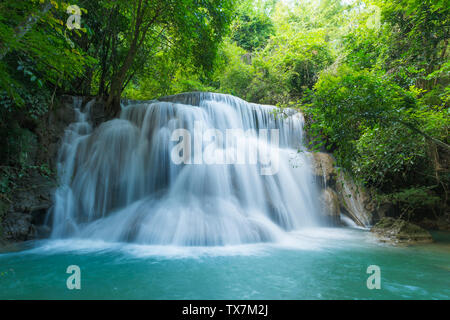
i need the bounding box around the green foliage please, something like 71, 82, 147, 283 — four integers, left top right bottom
305, 66, 417, 167
214, 41, 254, 98
354, 124, 427, 189
293, 0, 449, 220
0, 0, 235, 162
90, 0, 235, 102
378, 0, 449, 89
258, 28, 333, 100
215, 0, 337, 105
0, 0, 448, 223
0, 0, 94, 105
377, 187, 441, 219
212, 0, 447, 220
304, 62, 448, 217
230, 0, 275, 52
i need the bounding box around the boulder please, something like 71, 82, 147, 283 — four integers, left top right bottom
371, 217, 433, 245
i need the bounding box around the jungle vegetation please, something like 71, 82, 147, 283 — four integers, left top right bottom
0, 0, 448, 223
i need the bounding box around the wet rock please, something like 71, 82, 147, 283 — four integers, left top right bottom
35, 225, 51, 239
371, 217, 433, 245
91, 100, 108, 128
311, 152, 337, 188
335, 172, 371, 227
3, 212, 36, 241
1, 96, 109, 244
0, 169, 53, 243
53, 98, 76, 125
311, 152, 375, 227
319, 187, 340, 224
36, 97, 76, 168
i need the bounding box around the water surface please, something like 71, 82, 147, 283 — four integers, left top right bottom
1, 227, 448, 299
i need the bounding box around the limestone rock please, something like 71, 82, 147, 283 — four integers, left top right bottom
319, 187, 341, 223
371, 217, 433, 245
311, 152, 336, 188
1, 96, 109, 244
335, 171, 373, 227
3, 212, 36, 241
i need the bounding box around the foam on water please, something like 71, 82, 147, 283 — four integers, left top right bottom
48, 93, 325, 246
5, 227, 379, 260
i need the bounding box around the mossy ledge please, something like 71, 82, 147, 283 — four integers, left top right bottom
371, 217, 433, 245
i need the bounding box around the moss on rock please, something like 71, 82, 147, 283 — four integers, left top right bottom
371, 217, 433, 245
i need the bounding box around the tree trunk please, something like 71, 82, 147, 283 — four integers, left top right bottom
105, 0, 162, 113
106, 0, 145, 112
106, 45, 138, 112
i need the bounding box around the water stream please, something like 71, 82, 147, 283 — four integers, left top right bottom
50, 93, 323, 245
0, 93, 448, 299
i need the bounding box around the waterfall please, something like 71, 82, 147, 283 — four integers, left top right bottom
49, 92, 323, 246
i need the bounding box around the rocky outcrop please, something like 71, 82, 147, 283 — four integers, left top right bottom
0, 96, 106, 244
371, 217, 433, 245
311, 152, 388, 228
312, 153, 341, 224
319, 187, 340, 223
310, 152, 439, 247
36, 95, 76, 169
3, 212, 36, 241
0, 97, 78, 242
335, 171, 374, 227
1, 166, 56, 243
312, 153, 337, 189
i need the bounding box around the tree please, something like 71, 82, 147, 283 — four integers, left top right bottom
0, 1, 53, 61
230, 0, 275, 52
0, 0, 93, 105
101, 0, 234, 112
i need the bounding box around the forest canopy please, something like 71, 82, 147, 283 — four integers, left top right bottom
0, 0, 448, 222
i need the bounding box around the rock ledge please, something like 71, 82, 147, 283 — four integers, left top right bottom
371, 217, 433, 245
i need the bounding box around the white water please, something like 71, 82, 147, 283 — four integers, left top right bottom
49, 92, 324, 246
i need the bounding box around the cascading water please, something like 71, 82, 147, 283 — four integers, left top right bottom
49, 92, 323, 246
